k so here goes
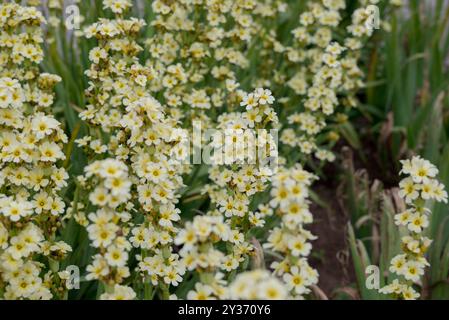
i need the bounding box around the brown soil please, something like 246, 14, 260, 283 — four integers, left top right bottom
309, 183, 356, 298
306, 140, 387, 299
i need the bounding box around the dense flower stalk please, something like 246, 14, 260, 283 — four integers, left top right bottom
0, 3, 70, 300
75, 0, 189, 299
265, 163, 318, 298
379, 156, 448, 300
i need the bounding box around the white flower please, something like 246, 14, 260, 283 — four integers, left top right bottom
254, 88, 275, 105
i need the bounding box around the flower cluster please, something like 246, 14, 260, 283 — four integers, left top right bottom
74, 0, 189, 300
275, 0, 365, 161
251, 0, 397, 163
100, 284, 137, 300
379, 156, 448, 300
0, 3, 70, 300
145, 0, 283, 118
79, 159, 133, 296
207, 87, 278, 209
227, 270, 288, 300
0, 4, 45, 80
175, 215, 234, 299
265, 164, 319, 298
197, 88, 278, 290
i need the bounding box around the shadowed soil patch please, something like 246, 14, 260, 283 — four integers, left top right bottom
309, 183, 356, 298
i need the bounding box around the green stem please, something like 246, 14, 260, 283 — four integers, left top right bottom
144, 279, 153, 300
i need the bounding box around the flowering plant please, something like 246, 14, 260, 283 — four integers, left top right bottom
2, 0, 449, 302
